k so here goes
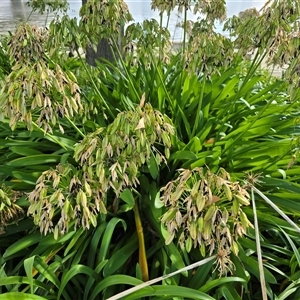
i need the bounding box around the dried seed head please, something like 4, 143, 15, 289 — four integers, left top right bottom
28, 164, 107, 239
160, 167, 252, 275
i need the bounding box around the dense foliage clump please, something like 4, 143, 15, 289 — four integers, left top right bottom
1, 1, 300, 299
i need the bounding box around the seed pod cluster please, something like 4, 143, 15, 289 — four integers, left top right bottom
74, 102, 174, 197
160, 167, 252, 276
0, 186, 24, 233
151, 0, 226, 21
124, 19, 172, 67
0, 24, 82, 132
224, 0, 300, 99
184, 20, 234, 76
28, 164, 106, 239
26, 0, 69, 15
79, 0, 133, 50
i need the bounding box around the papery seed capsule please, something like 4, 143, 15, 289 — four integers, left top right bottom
80, 190, 87, 207
200, 242, 206, 257
175, 210, 182, 226
185, 236, 193, 253
191, 180, 200, 198
195, 191, 206, 212
197, 216, 204, 232
232, 240, 239, 256
232, 198, 240, 216
202, 221, 212, 240
63, 199, 70, 215
83, 206, 90, 218
140, 152, 145, 164
235, 192, 250, 206
223, 183, 232, 200
204, 205, 216, 222
239, 210, 250, 228
139, 131, 146, 148
190, 221, 197, 240
84, 182, 92, 197
90, 213, 97, 227
54, 226, 59, 240
221, 208, 229, 224
161, 207, 177, 223
99, 200, 107, 214
165, 231, 175, 245
165, 147, 170, 159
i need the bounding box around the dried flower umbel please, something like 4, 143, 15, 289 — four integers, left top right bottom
26, 0, 69, 15
151, 0, 226, 22
224, 0, 300, 98
0, 23, 82, 132
124, 19, 172, 66
74, 101, 174, 197
184, 20, 234, 76
160, 167, 253, 276
0, 186, 24, 233
28, 101, 175, 238
27, 164, 107, 239
79, 0, 133, 51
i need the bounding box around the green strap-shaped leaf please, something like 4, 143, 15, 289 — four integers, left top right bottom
58, 265, 101, 299
199, 277, 246, 293
98, 218, 127, 263
122, 285, 215, 300
0, 292, 47, 300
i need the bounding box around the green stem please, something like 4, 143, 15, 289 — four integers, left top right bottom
110, 38, 140, 102
75, 48, 115, 119
182, 6, 188, 58
159, 14, 163, 60
45, 9, 49, 27
191, 72, 206, 137
26, 10, 33, 23
32, 122, 69, 150
64, 115, 85, 138
180, 7, 188, 85
251, 188, 268, 300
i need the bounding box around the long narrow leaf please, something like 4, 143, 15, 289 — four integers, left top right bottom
0, 292, 47, 300
107, 255, 216, 300
251, 188, 268, 300
252, 186, 300, 234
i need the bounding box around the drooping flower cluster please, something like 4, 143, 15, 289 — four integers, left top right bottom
224, 0, 300, 97
28, 100, 175, 238
26, 0, 69, 15
27, 164, 107, 239
0, 186, 24, 233
151, 0, 226, 21
124, 19, 172, 67
0, 23, 82, 132
184, 20, 234, 76
74, 101, 175, 197
160, 167, 253, 276
79, 0, 133, 50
